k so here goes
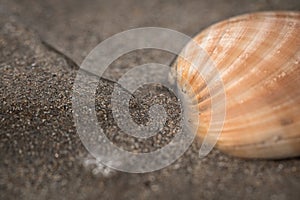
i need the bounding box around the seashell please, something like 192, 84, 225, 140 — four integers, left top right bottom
172, 11, 300, 159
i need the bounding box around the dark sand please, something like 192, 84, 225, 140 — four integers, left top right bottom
0, 0, 299, 199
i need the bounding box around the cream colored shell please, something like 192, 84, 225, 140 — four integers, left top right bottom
173, 11, 300, 159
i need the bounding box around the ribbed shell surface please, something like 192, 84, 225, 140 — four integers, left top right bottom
174, 12, 300, 158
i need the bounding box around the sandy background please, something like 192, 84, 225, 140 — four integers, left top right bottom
0, 0, 299, 199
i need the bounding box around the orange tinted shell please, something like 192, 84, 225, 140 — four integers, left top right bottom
174, 12, 300, 159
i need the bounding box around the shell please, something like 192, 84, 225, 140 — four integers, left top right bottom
173, 11, 300, 159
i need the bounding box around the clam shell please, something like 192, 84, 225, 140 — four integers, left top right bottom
173, 12, 300, 159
